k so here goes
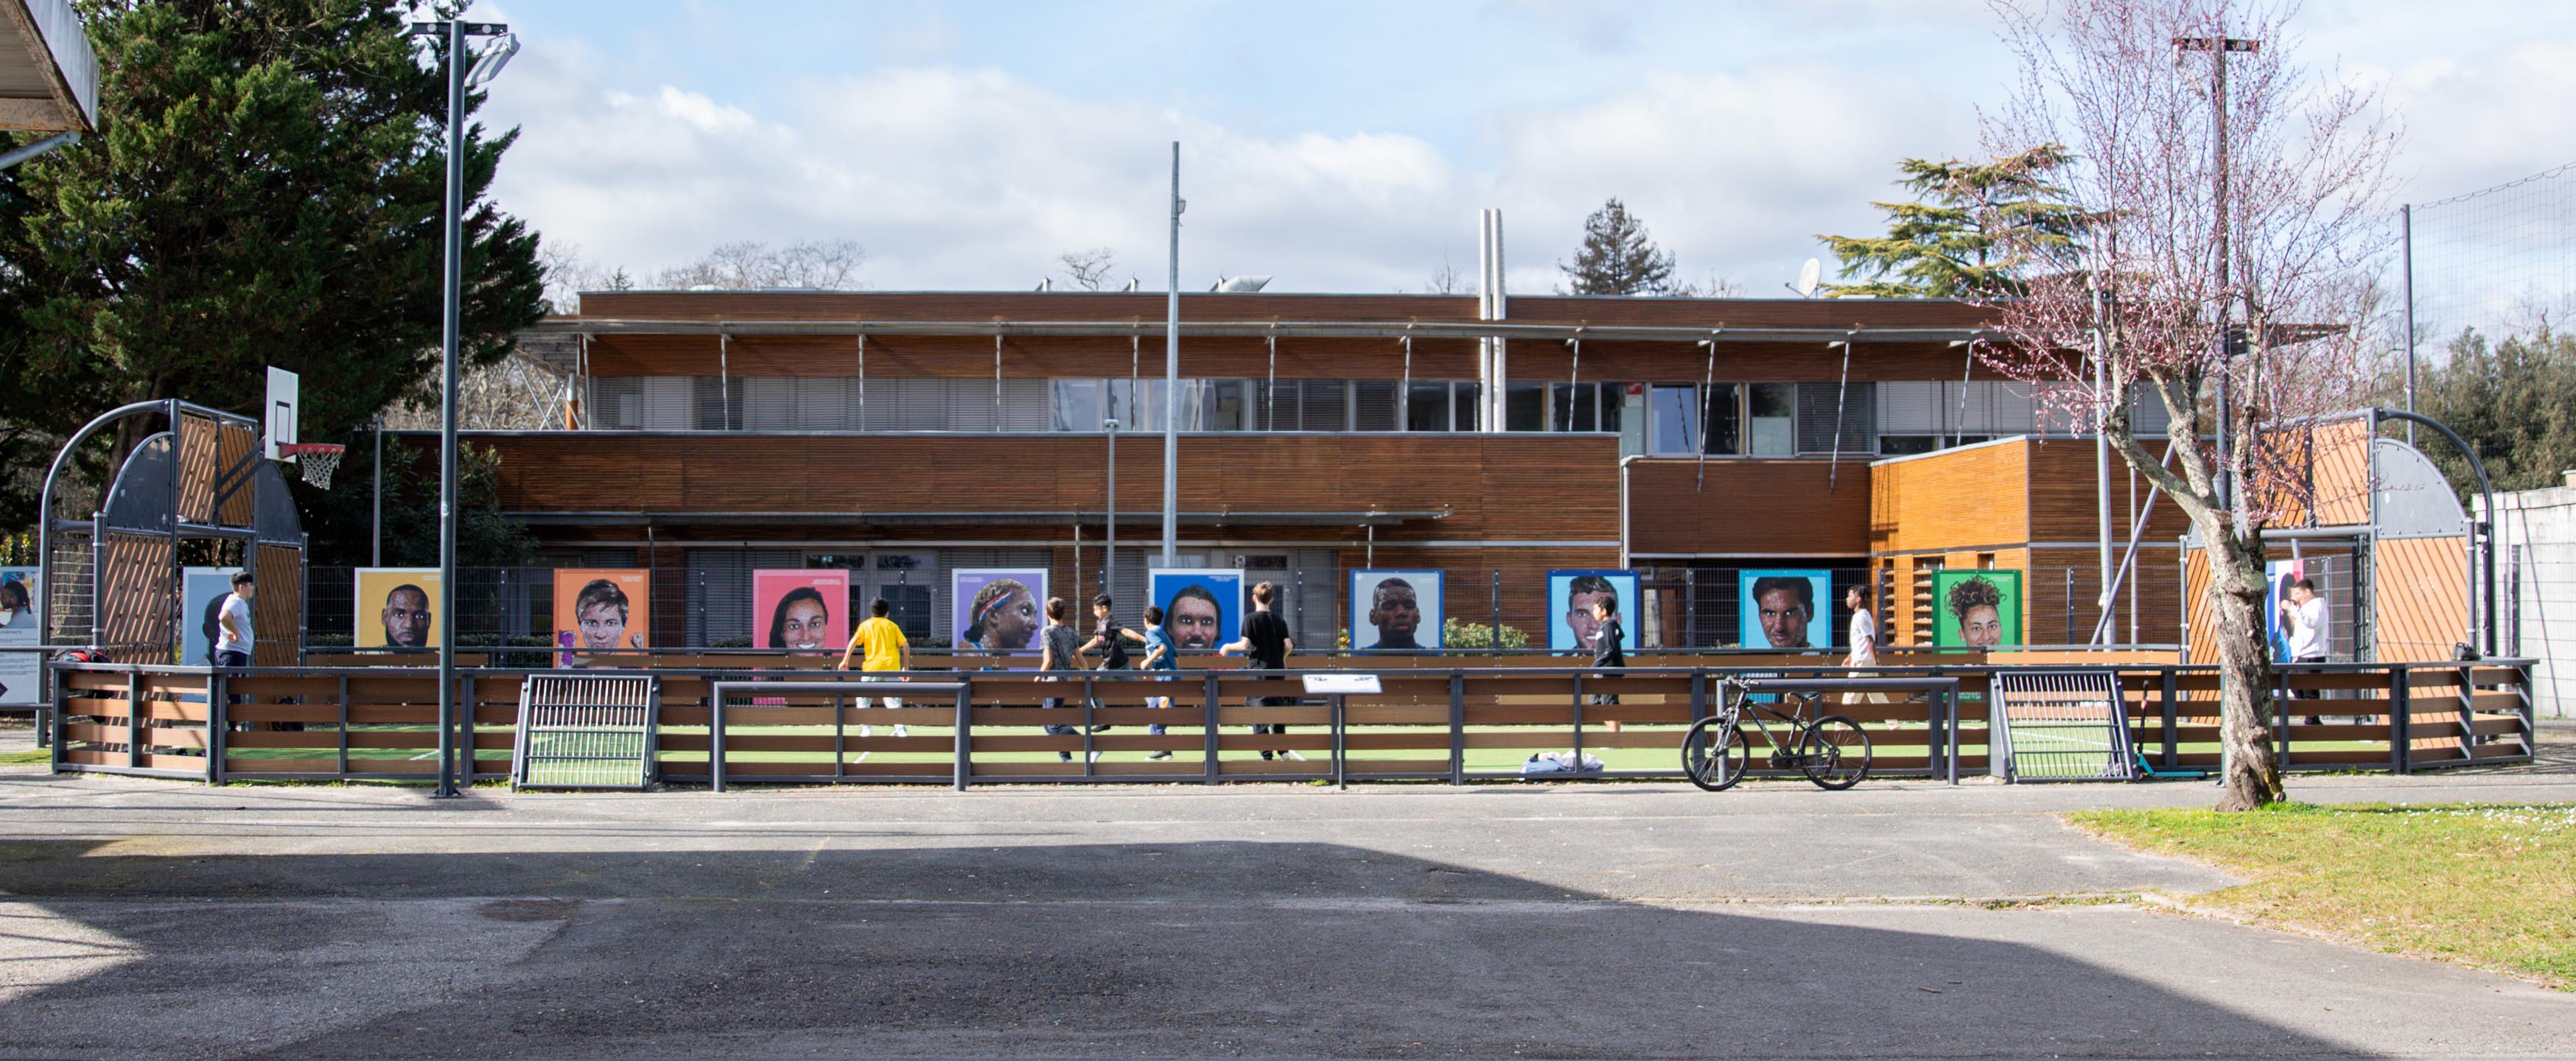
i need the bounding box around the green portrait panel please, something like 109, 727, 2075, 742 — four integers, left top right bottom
1931, 570, 2021, 648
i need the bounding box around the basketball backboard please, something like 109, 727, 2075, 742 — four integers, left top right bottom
265, 366, 298, 461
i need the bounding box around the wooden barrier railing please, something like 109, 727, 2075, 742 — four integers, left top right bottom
45, 659, 2535, 786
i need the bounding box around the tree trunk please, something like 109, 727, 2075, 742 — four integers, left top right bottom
2205, 528, 2286, 810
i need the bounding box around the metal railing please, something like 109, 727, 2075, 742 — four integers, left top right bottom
43, 657, 2538, 788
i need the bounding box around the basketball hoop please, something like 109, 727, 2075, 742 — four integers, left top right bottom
276, 442, 345, 489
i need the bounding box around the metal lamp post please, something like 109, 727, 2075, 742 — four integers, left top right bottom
1104, 418, 1119, 598
410, 17, 516, 799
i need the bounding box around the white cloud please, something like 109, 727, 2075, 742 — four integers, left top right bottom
479, 4, 2561, 298
488, 47, 1981, 297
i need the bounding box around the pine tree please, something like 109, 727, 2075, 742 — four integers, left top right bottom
1817, 145, 2085, 298
1559, 197, 1679, 295
0, 0, 547, 530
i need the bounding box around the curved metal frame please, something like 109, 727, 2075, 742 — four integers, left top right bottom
2373, 407, 2499, 656
32, 399, 273, 698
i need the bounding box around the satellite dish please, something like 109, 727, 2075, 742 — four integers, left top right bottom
1796, 259, 1821, 298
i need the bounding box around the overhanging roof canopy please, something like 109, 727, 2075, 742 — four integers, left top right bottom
0, 0, 96, 132
528, 317, 1999, 346
509, 509, 1448, 528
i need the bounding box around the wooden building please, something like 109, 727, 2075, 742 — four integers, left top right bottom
440, 290, 2186, 650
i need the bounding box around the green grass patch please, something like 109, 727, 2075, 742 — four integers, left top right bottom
0, 747, 49, 764
2071, 802, 2576, 988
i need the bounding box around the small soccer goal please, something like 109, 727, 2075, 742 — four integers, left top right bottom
1989, 670, 2138, 782
511, 673, 659, 790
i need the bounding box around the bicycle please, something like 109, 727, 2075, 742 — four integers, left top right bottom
1679, 678, 1872, 791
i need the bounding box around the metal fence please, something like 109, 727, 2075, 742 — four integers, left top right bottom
45, 656, 2539, 788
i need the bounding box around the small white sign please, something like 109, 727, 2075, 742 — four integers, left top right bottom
1302, 673, 1381, 695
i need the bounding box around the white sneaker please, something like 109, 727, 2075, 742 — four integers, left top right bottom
1088, 751, 1103, 764
1284, 750, 1307, 762
893, 724, 909, 738
858, 724, 872, 738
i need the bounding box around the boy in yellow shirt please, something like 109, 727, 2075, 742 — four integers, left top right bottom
836, 597, 910, 735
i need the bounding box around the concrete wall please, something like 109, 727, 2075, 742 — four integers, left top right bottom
2483, 475, 2576, 717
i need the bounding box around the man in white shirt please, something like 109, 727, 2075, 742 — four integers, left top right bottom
215, 571, 254, 668
2281, 576, 2328, 722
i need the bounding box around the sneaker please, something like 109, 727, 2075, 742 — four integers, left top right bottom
1087, 724, 1113, 733
1088, 751, 1103, 764
1147, 750, 1172, 760
893, 724, 909, 738
1284, 750, 1307, 762
1260, 751, 1275, 761
858, 724, 873, 738
1059, 751, 1074, 763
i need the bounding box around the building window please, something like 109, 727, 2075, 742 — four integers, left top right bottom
1748, 382, 1794, 456
1701, 383, 1743, 455
1405, 382, 1451, 431
1452, 382, 1480, 431
1049, 379, 1101, 430
1649, 385, 1696, 454
1505, 381, 1547, 432
1552, 382, 1595, 431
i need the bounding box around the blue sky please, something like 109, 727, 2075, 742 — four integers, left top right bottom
461, 1, 2576, 298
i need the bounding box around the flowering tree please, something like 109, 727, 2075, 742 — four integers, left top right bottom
1972, 0, 2396, 809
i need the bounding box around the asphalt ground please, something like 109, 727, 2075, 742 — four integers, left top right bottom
0, 717, 2570, 1060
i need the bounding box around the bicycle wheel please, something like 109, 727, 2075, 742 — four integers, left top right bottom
1682, 716, 1749, 792
1797, 715, 1872, 791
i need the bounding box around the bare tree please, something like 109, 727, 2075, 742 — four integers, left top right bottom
1682, 273, 1746, 298
654, 239, 867, 290
1975, 0, 2396, 809
1057, 248, 1119, 291
380, 349, 574, 431
537, 243, 631, 315
1425, 254, 1466, 295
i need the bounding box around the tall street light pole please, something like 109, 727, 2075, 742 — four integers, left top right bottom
411, 17, 515, 799
1104, 417, 1119, 598
1162, 142, 1181, 568
2173, 31, 2258, 522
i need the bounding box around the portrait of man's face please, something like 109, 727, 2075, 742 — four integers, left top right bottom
381, 588, 431, 648
576, 600, 627, 650
982, 589, 1037, 650
1170, 593, 1222, 649
1959, 605, 2002, 649
1757, 587, 1811, 649
1369, 583, 1421, 647
779, 597, 829, 651
1567, 590, 1605, 647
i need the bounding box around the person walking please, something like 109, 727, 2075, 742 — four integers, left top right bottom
836, 597, 911, 738
1078, 594, 1137, 735
1841, 584, 1888, 705
1588, 592, 1625, 735
1036, 596, 1091, 763
1220, 581, 1300, 761
2281, 577, 2329, 726
1139, 604, 1179, 760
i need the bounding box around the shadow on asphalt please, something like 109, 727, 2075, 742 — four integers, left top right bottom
0, 838, 2362, 1060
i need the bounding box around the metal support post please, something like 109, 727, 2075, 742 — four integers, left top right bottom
1331, 694, 1347, 789
1203, 670, 1222, 785
953, 686, 970, 791
1448, 671, 1466, 785
2389, 669, 2409, 774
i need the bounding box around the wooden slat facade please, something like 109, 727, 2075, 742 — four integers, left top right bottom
1868, 438, 2191, 646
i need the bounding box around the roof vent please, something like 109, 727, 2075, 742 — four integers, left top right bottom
1210, 275, 1272, 293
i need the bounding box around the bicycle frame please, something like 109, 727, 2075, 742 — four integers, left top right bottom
1712, 682, 1825, 766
